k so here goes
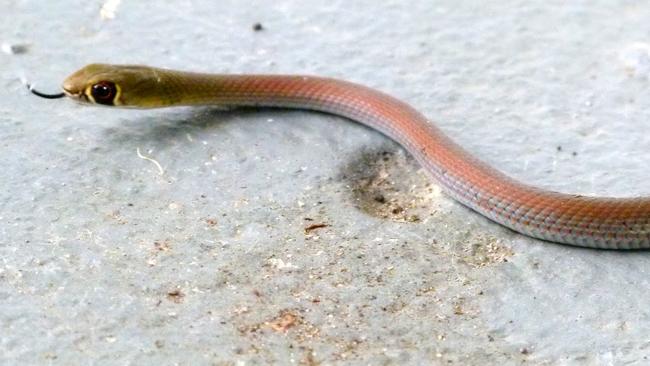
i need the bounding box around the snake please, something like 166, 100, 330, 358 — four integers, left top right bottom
28, 63, 650, 249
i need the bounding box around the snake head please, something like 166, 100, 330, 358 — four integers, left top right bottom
62, 63, 173, 108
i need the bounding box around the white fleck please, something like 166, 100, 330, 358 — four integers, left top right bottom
619, 42, 650, 77
268, 258, 299, 270
136, 147, 164, 175
306, 26, 322, 33
100, 0, 122, 20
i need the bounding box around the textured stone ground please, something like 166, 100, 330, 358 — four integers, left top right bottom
2, 1, 650, 365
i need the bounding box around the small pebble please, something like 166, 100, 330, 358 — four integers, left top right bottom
1, 43, 28, 55
252, 22, 264, 31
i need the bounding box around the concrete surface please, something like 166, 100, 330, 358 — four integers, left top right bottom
2, 1, 650, 365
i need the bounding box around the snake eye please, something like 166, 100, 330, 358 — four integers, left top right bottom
90, 81, 116, 105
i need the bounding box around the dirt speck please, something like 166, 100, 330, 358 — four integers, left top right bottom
304, 223, 329, 233
460, 237, 514, 268
301, 349, 320, 366
266, 310, 301, 332
166, 289, 184, 303
237, 308, 320, 343
154, 240, 171, 252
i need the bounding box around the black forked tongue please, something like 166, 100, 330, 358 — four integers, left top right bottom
27, 84, 65, 99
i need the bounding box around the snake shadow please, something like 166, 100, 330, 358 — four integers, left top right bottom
100, 106, 337, 148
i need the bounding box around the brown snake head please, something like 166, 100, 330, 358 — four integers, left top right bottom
62, 63, 174, 108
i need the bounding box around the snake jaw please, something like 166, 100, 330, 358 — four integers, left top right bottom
62, 86, 83, 99
61, 77, 88, 103
62, 87, 89, 104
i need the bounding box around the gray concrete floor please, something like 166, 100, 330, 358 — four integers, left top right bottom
2, 1, 650, 365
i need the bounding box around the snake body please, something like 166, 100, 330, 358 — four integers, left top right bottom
58, 64, 650, 249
